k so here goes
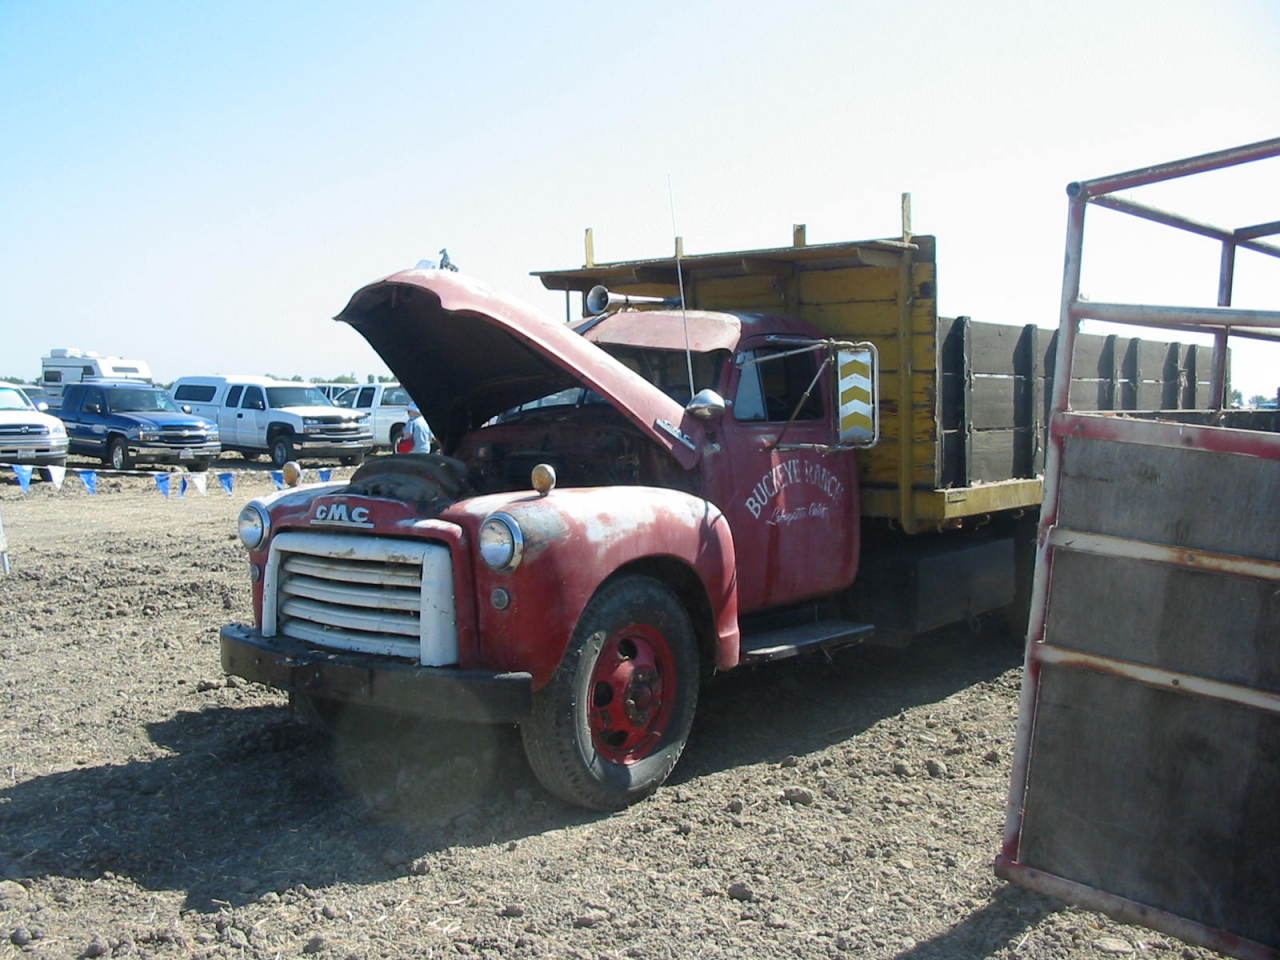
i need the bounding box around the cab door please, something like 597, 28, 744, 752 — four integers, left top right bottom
238, 386, 267, 447
715, 342, 859, 613
219, 385, 244, 446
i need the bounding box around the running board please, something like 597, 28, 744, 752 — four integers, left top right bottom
738, 618, 875, 665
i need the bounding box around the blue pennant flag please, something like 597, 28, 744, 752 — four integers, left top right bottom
318, 469, 332, 483
178, 475, 189, 498
154, 473, 171, 498
270, 471, 284, 490
12, 465, 32, 493
218, 472, 234, 496
77, 470, 98, 494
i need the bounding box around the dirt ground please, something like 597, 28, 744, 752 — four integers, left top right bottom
0, 464, 1228, 960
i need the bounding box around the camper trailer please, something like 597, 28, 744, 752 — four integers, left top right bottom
40, 348, 152, 408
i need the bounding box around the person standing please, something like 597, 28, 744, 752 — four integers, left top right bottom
399, 402, 435, 454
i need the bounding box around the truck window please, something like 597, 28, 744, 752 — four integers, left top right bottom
265, 386, 330, 407
174, 384, 217, 402
105, 388, 179, 413
43, 370, 62, 383
597, 346, 725, 405
241, 387, 266, 411
335, 389, 356, 408
358, 387, 375, 407
226, 385, 244, 407
382, 387, 409, 406
735, 349, 823, 422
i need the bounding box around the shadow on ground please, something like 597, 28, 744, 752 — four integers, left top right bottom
0, 623, 1022, 911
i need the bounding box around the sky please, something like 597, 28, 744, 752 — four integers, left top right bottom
2, 0, 1277, 400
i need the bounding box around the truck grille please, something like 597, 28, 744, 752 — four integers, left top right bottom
159, 425, 212, 444
0, 424, 48, 437
263, 532, 457, 665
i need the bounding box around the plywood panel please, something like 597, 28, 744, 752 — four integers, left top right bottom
1020, 666, 1280, 948
969, 429, 1021, 482
1046, 550, 1280, 692
861, 439, 940, 488
798, 263, 935, 303
1058, 437, 1280, 560
801, 300, 936, 337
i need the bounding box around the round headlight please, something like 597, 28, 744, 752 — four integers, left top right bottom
237, 502, 270, 550
479, 513, 522, 571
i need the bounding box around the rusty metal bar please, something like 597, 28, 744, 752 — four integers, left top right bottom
1070, 301, 1280, 329
1046, 527, 1280, 582
1088, 194, 1280, 259
1050, 410, 1280, 460
1210, 328, 1230, 409
1236, 219, 1280, 241
1219, 240, 1237, 307
1070, 136, 1280, 199
993, 858, 1279, 960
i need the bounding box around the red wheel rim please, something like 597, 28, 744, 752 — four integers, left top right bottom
587, 622, 677, 765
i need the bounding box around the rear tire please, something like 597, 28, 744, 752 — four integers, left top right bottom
190, 459, 211, 472
521, 575, 698, 810
340, 454, 361, 466
270, 435, 294, 467
241, 450, 261, 462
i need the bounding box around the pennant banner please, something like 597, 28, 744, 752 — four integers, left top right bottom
218, 473, 234, 496
154, 474, 171, 498
270, 471, 284, 490
318, 469, 332, 483
13, 465, 32, 494
77, 470, 98, 494
178, 475, 188, 498
45, 465, 66, 490
190, 473, 208, 496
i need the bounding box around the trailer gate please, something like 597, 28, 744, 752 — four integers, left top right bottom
997, 138, 1280, 960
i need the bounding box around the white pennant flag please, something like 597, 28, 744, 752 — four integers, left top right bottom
45, 465, 66, 490
189, 472, 208, 495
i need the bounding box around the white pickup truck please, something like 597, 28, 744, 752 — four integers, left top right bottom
170, 375, 373, 466
332, 382, 413, 448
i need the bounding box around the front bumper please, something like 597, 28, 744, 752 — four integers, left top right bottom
0, 436, 68, 464
293, 438, 373, 457
130, 441, 222, 464
220, 623, 532, 723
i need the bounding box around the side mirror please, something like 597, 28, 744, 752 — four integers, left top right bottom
36, 401, 49, 412
833, 343, 879, 447
181, 404, 192, 414
686, 389, 727, 422
85, 402, 102, 414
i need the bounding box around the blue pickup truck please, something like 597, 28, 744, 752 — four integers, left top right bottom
60, 381, 221, 470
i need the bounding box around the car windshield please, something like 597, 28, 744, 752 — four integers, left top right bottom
382, 386, 410, 406
600, 346, 725, 404
266, 386, 331, 407
105, 388, 179, 413
0, 387, 34, 411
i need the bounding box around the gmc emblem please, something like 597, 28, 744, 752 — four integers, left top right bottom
311, 502, 374, 528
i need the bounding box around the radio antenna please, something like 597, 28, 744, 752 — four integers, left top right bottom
667, 174, 696, 401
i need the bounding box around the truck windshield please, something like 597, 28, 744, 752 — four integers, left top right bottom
266, 387, 331, 407
600, 346, 725, 404
0, 387, 34, 411
105, 388, 179, 413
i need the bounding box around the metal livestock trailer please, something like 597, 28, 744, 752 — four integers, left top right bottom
996, 138, 1280, 959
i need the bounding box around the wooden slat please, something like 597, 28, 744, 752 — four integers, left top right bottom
861, 439, 939, 487
798, 263, 936, 303
801, 300, 936, 337
968, 429, 1022, 483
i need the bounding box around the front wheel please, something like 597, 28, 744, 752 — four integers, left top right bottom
521, 575, 699, 810
339, 454, 361, 466
269, 435, 294, 467
107, 437, 131, 471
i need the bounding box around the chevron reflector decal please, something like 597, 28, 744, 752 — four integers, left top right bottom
837, 346, 878, 446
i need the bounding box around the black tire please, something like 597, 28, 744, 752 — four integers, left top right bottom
389, 424, 405, 449
190, 459, 211, 472
107, 436, 131, 471
521, 575, 699, 810
340, 454, 361, 466
270, 435, 295, 467
241, 450, 261, 462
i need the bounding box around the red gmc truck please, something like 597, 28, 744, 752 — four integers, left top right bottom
220, 225, 1221, 809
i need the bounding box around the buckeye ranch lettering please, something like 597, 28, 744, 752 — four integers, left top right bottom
744, 459, 845, 521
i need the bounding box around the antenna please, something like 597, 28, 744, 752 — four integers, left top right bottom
668, 175, 696, 401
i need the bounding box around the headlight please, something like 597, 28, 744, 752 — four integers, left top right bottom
479, 513, 523, 571
138, 429, 161, 441
237, 502, 270, 550
49, 423, 66, 436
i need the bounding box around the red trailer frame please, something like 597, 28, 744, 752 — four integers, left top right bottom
997, 138, 1280, 959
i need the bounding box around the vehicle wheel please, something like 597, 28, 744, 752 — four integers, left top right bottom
521, 575, 699, 810
108, 437, 131, 471
389, 424, 404, 450
270, 435, 294, 467
241, 450, 261, 462
340, 454, 361, 466
190, 459, 211, 472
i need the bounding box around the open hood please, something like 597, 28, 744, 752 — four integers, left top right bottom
335, 270, 703, 469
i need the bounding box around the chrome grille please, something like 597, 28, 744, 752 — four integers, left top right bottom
0, 424, 48, 437
264, 531, 457, 665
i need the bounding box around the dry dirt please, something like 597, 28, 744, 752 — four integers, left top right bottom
0, 464, 1229, 960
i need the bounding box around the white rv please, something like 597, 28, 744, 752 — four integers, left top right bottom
41, 348, 152, 408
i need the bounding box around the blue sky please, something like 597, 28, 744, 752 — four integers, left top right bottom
2, 0, 1277, 397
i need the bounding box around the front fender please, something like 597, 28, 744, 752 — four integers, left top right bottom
445, 487, 740, 687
